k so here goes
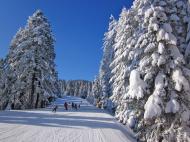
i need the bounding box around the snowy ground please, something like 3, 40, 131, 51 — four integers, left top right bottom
0, 96, 136, 142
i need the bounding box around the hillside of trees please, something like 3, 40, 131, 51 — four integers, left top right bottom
58, 80, 92, 98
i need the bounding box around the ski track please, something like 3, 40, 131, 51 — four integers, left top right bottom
0, 96, 136, 142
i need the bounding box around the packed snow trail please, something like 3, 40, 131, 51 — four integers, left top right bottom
0, 96, 136, 142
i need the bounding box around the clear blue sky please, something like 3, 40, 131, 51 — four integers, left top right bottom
0, 0, 133, 81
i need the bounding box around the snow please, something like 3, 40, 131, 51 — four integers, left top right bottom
169, 45, 185, 65
144, 72, 153, 82
154, 10, 167, 22
144, 72, 167, 119
165, 98, 180, 113
156, 27, 177, 45
144, 94, 162, 119
170, 14, 180, 21
159, 1, 167, 6
154, 23, 159, 31
162, 23, 172, 33
165, 32, 177, 45
157, 29, 165, 42
154, 72, 166, 93
176, 1, 185, 8
125, 70, 147, 100
144, 43, 156, 53
185, 42, 190, 58
139, 56, 151, 70
186, 31, 190, 43
144, 8, 153, 19
181, 110, 190, 122
158, 42, 165, 54
151, 52, 159, 66
157, 55, 166, 66
172, 68, 190, 92
0, 96, 136, 142
126, 112, 136, 129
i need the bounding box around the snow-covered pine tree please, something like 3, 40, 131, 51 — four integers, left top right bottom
0, 59, 4, 109
8, 28, 29, 109
98, 15, 117, 109
58, 80, 92, 98
114, 0, 190, 141
113, 0, 156, 133
28, 10, 58, 106
7, 10, 58, 109
0, 58, 9, 110
88, 76, 102, 105
109, 8, 128, 107
114, 19, 141, 128
93, 0, 190, 141
65, 80, 92, 98
109, 8, 138, 117
58, 80, 67, 96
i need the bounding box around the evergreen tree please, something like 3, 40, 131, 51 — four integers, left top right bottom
58, 80, 92, 98
109, 8, 137, 116
98, 15, 117, 109
95, 0, 190, 141
7, 10, 58, 109
109, 8, 128, 106
0, 58, 9, 109
113, 0, 190, 141
89, 77, 102, 105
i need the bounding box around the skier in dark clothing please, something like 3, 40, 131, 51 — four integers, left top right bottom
52, 105, 58, 113
74, 104, 78, 110
64, 102, 68, 110
71, 102, 75, 109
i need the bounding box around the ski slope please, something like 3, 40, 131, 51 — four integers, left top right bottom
0, 96, 136, 142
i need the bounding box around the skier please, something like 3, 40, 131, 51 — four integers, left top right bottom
78, 104, 80, 109
71, 102, 75, 109
52, 105, 58, 113
74, 104, 78, 110
64, 102, 68, 110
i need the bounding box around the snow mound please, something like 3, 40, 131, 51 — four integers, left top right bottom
172, 68, 190, 92
144, 94, 162, 119
125, 70, 147, 100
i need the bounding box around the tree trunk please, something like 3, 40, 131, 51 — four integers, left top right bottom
30, 70, 36, 109
35, 93, 39, 108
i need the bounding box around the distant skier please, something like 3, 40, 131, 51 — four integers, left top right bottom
52, 105, 58, 113
78, 104, 80, 109
64, 102, 68, 110
74, 104, 78, 110
71, 102, 75, 109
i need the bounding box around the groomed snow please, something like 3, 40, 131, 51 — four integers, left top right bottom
0, 96, 136, 142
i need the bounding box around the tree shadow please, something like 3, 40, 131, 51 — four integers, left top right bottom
0, 109, 135, 140
0, 110, 114, 129
0, 96, 136, 141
